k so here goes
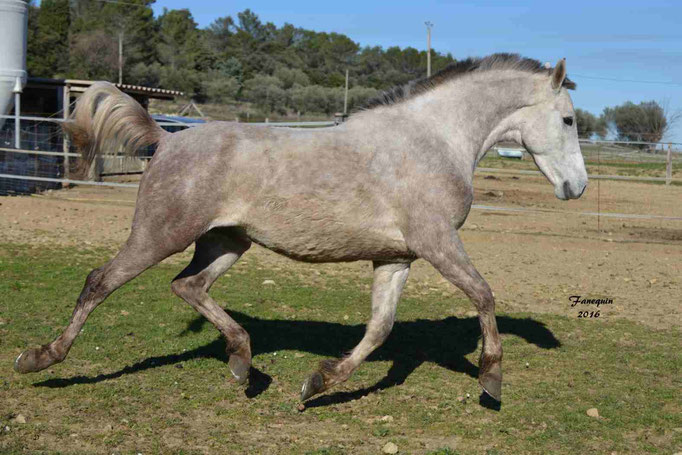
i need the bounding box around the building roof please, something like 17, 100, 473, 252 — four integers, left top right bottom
27, 77, 184, 100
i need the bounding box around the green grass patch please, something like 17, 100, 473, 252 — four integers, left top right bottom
0, 243, 680, 454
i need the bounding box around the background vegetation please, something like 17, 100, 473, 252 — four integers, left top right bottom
26, 0, 678, 140
26, 0, 455, 116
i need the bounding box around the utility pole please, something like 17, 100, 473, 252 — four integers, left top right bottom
118, 31, 123, 84
343, 69, 349, 115
425, 21, 433, 77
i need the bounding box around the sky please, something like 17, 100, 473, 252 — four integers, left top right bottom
149, 0, 682, 142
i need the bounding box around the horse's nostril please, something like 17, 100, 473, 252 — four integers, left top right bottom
562, 180, 573, 199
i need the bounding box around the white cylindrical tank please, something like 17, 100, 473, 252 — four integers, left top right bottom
0, 0, 28, 130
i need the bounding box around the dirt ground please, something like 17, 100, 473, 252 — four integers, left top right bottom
1, 172, 680, 329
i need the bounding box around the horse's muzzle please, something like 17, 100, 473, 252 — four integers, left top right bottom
562, 180, 587, 200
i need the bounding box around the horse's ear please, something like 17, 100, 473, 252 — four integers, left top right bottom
551, 58, 567, 90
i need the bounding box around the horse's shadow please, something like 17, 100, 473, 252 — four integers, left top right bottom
34, 311, 560, 408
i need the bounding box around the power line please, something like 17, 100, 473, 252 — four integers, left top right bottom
573, 73, 682, 87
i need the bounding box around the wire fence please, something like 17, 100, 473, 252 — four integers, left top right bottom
0, 114, 680, 225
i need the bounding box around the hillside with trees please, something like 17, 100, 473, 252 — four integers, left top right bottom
26, 0, 455, 117
26, 0, 678, 141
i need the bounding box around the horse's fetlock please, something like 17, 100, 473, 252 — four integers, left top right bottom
226, 328, 250, 355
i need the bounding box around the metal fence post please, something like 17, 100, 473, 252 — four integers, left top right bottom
666, 143, 672, 186
13, 77, 21, 149
62, 84, 70, 181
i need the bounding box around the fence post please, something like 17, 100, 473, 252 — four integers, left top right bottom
666, 143, 672, 186
62, 84, 70, 182
13, 77, 22, 149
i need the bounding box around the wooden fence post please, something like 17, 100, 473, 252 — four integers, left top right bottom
666, 143, 672, 186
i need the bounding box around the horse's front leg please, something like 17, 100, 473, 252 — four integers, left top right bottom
411, 225, 503, 401
300, 261, 411, 401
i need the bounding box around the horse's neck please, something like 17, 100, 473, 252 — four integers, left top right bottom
399, 74, 536, 170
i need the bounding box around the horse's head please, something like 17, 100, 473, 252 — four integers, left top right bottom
517, 59, 588, 200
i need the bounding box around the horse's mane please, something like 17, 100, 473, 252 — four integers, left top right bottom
363, 53, 576, 110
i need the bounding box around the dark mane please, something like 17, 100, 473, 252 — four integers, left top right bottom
362, 53, 576, 110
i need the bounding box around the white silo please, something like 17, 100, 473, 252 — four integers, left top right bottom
0, 0, 28, 131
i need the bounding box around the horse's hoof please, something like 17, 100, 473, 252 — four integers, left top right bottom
228, 354, 251, 385
14, 348, 49, 374
300, 371, 325, 401
479, 370, 502, 402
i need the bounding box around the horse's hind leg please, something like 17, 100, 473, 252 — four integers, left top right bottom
301, 261, 410, 401
14, 236, 175, 374
170, 229, 252, 384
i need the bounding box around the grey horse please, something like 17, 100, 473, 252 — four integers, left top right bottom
14, 53, 587, 403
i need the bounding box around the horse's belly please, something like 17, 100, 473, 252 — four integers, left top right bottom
244, 222, 413, 263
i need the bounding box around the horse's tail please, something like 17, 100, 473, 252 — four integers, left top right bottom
63, 81, 166, 165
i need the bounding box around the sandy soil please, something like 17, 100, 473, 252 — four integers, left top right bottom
1, 173, 680, 329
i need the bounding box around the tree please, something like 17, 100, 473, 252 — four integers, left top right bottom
274, 66, 309, 89
206, 16, 235, 55
25, 5, 460, 116
202, 75, 240, 103
347, 86, 380, 111
242, 75, 286, 113
603, 101, 680, 146
157, 8, 213, 96
575, 108, 606, 139
69, 30, 118, 80
27, 0, 70, 77
68, 0, 157, 84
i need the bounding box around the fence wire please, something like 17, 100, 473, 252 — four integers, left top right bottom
0, 116, 680, 225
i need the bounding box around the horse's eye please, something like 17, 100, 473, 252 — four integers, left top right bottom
563, 116, 574, 126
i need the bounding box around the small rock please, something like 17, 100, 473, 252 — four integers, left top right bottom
648, 278, 657, 285
380, 415, 394, 423
12, 414, 26, 424
262, 280, 276, 286
525, 362, 530, 368
343, 315, 349, 320
382, 442, 398, 454
3, 426, 9, 432
294, 353, 304, 358
341, 424, 348, 430
297, 404, 306, 412
586, 408, 599, 418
